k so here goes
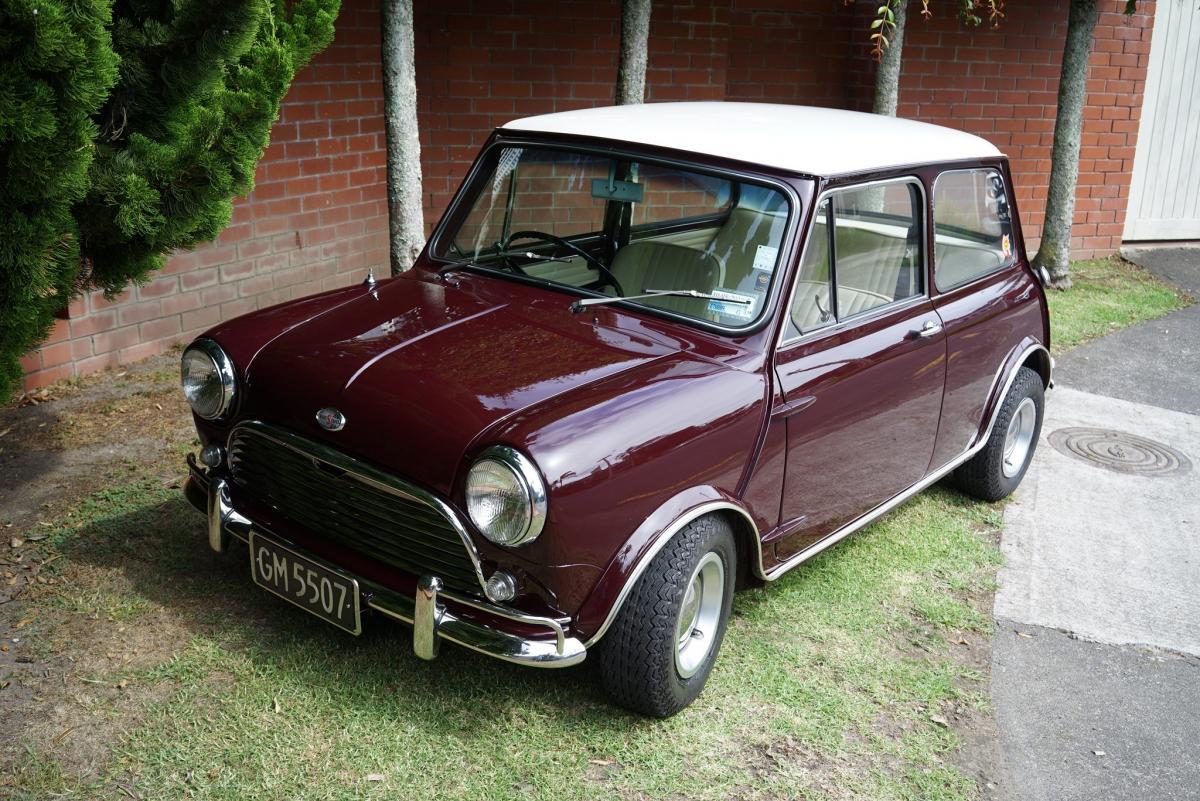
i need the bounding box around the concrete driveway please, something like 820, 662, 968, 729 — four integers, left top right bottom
991, 247, 1200, 801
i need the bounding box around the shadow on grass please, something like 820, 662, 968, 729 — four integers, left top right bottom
22, 480, 1000, 799
54, 494, 647, 733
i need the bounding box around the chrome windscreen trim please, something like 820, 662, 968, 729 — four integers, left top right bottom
226, 420, 489, 594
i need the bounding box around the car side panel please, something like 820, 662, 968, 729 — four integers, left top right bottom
928, 266, 1046, 469
771, 300, 947, 560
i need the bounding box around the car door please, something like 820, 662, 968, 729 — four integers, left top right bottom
771, 178, 947, 563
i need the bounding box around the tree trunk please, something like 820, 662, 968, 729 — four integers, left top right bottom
616, 0, 652, 105
872, 0, 908, 117
381, 0, 425, 276
1033, 0, 1100, 290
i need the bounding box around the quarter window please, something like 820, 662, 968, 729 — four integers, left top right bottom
932, 169, 1014, 290
789, 180, 924, 336
789, 198, 834, 334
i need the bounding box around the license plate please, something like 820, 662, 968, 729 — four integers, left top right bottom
249, 532, 362, 634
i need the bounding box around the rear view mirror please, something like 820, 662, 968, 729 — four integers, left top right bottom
591, 177, 644, 203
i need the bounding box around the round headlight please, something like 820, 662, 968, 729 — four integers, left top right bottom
465, 447, 547, 546
181, 339, 236, 420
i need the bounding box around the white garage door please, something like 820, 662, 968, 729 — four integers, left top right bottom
1123, 0, 1200, 241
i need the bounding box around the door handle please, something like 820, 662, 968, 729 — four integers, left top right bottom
771, 395, 816, 421
913, 320, 943, 339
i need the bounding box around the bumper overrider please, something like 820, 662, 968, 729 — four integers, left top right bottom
184, 454, 586, 668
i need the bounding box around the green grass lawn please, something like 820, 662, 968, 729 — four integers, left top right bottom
2, 258, 1189, 800
6, 480, 1000, 801
1047, 256, 1191, 353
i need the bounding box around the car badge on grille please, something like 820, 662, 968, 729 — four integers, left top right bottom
315, 407, 346, 432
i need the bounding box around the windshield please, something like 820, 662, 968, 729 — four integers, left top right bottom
435, 146, 791, 329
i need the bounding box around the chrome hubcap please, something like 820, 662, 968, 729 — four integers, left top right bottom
674, 552, 725, 679
1002, 397, 1038, 478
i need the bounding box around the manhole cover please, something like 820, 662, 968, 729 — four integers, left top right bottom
1048, 427, 1192, 477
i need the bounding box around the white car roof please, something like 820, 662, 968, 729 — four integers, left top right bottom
502, 102, 1003, 176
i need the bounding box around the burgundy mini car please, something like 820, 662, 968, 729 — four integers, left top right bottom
181, 103, 1051, 716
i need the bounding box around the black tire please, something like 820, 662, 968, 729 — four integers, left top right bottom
955, 366, 1045, 501
596, 514, 736, 718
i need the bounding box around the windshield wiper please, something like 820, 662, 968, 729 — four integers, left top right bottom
569, 289, 751, 314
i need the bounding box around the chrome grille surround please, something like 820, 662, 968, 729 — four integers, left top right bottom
226, 421, 486, 594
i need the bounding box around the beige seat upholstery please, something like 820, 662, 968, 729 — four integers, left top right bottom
789, 280, 892, 336
833, 227, 912, 298
706, 207, 785, 287
609, 240, 722, 316
934, 241, 1003, 289
790, 279, 834, 332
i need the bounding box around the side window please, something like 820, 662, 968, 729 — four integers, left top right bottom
933, 169, 1014, 290
832, 182, 923, 317
789, 199, 834, 335
787, 181, 924, 340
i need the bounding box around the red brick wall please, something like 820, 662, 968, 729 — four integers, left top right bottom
726, 1, 862, 107
20, 3, 391, 390
20, 0, 1154, 391
834, 0, 1154, 257
414, 0, 731, 231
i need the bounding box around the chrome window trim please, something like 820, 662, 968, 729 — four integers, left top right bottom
930, 166, 1017, 294
585, 342, 1051, 647
226, 420, 490, 594
778, 176, 929, 349
930, 256, 1019, 301
778, 293, 930, 355
426, 137, 804, 339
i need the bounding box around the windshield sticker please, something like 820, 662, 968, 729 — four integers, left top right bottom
752, 245, 779, 273
753, 269, 771, 292
1001, 234, 1012, 259
707, 290, 757, 321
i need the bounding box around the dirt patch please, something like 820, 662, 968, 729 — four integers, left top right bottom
739, 733, 889, 801
1, 354, 200, 787
0, 354, 194, 585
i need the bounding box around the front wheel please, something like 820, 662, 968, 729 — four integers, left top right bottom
596, 514, 736, 717
955, 366, 1045, 501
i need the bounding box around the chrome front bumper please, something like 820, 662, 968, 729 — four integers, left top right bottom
186, 455, 586, 668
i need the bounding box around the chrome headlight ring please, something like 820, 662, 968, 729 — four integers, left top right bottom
464, 445, 548, 547
180, 338, 237, 421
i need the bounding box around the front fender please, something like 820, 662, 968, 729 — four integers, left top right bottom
572, 486, 757, 646
476, 353, 769, 621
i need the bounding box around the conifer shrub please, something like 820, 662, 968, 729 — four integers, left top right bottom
0, 0, 339, 398
0, 0, 119, 395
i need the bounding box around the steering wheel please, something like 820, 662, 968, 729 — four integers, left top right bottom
503, 230, 625, 296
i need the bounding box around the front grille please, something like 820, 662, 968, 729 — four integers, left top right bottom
227, 425, 482, 593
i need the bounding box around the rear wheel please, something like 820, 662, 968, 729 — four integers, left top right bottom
597, 514, 736, 718
956, 366, 1045, 501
